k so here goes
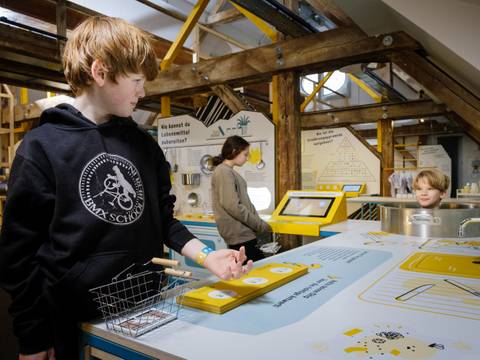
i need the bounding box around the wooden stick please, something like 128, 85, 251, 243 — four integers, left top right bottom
165, 268, 192, 278
151, 257, 179, 267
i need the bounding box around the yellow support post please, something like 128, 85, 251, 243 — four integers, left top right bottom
226, 1, 280, 122
347, 74, 383, 152
377, 121, 382, 152
161, 96, 171, 117
160, 0, 210, 117
300, 72, 333, 112
20, 88, 29, 105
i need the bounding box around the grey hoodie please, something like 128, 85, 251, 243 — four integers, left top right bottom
211, 163, 271, 245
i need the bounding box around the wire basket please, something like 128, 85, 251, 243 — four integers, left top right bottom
90, 263, 194, 338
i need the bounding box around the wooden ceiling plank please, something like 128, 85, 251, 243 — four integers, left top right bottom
210, 0, 227, 16
206, 7, 243, 25
0, 23, 60, 62
1, 0, 195, 64
0, 76, 68, 94
0, 58, 65, 83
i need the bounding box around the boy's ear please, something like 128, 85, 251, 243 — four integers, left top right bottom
91, 59, 107, 86
440, 191, 447, 199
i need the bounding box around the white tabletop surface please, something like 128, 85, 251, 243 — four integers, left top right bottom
85, 222, 480, 360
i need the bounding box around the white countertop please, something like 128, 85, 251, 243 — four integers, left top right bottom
320, 219, 378, 233
84, 223, 480, 360
349, 196, 480, 204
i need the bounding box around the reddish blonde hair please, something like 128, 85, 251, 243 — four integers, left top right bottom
413, 169, 450, 192
63, 16, 158, 94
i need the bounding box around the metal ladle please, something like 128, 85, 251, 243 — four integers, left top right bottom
256, 142, 266, 170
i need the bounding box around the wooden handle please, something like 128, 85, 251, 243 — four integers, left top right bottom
151, 257, 179, 267
164, 268, 192, 278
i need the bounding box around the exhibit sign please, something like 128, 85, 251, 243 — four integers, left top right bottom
158, 111, 275, 215
302, 127, 381, 194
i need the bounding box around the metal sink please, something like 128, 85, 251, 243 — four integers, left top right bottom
380, 203, 480, 238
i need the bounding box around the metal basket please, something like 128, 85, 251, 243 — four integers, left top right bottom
90, 263, 193, 337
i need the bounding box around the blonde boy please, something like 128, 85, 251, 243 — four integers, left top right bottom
413, 169, 450, 208
0, 16, 251, 360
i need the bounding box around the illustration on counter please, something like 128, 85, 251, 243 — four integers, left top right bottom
360, 252, 480, 320
341, 324, 446, 359
420, 238, 480, 253
361, 232, 423, 248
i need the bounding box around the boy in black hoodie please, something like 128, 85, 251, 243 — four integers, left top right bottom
0, 16, 253, 360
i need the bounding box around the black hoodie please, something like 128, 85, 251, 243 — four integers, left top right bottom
0, 104, 194, 354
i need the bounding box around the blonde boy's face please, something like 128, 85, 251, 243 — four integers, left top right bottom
414, 177, 446, 208
100, 72, 146, 118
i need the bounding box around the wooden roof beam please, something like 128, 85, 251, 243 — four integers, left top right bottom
1, 0, 195, 64
211, 84, 252, 113
356, 121, 462, 138
392, 51, 480, 144
0, 22, 60, 62
145, 29, 420, 97
206, 7, 243, 26
306, 0, 365, 33
301, 99, 447, 129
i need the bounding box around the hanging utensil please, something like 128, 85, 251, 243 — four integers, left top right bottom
256, 142, 266, 170
172, 148, 179, 173
200, 154, 214, 175
187, 192, 199, 207
181, 173, 201, 186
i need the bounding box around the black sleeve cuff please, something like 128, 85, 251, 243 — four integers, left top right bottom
164, 219, 196, 254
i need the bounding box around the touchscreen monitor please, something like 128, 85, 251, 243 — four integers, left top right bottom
279, 197, 334, 218
342, 184, 361, 192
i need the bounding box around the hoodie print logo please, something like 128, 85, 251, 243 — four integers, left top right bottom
79, 153, 145, 225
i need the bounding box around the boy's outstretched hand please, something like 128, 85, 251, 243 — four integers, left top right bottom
203, 246, 253, 280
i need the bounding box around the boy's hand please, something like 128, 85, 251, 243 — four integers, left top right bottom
20, 348, 55, 360
204, 246, 253, 280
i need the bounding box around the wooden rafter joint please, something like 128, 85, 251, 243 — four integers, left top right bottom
145, 29, 421, 98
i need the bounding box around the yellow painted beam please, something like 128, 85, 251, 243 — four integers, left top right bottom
347, 74, 383, 151
347, 74, 382, 103
229, 1, 276, 41
377, 120, 382, 152
161, 96, 171, 117
160, 0, 209, 117
161, 0, 209, 70
271, 76, 279, 125
300, 72, 333, 112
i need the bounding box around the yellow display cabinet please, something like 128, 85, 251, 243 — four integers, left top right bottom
316, 183, 366, 198
266, 190, 347, 236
